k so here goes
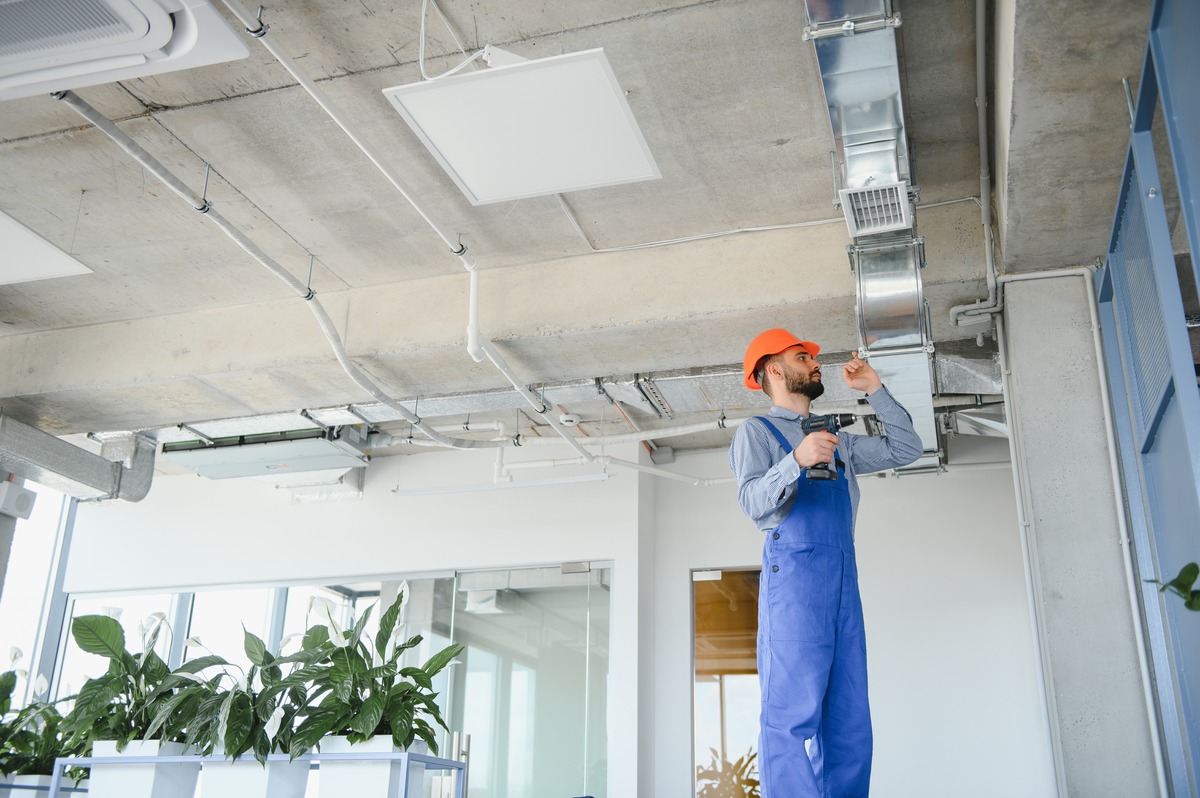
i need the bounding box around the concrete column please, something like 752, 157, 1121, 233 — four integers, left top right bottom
1003, 277, 1160, 797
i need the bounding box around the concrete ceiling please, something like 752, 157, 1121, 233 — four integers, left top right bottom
0, 0, 1159, 462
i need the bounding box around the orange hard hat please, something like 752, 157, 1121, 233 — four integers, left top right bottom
742, 329, 820, 390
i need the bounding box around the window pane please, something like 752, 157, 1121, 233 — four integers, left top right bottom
0, 483, 64, 707
57, 593, 173, 700
185, 588, 272, 671
693, 569, 761, 796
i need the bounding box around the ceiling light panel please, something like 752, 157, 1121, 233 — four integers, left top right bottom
0, 210, 92, 286
383, 48, 661, 205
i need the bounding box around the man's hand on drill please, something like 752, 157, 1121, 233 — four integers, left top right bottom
794, 430, 840, 468
842, 351, 883, 395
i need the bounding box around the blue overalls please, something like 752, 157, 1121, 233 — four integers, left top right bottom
755, 417, 872, 798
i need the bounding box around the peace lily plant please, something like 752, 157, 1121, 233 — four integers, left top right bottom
276, 592, 463, 758
8, 588, 463, 775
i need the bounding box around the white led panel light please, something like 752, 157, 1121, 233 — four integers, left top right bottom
383, 48, 661, 205
0, 209, 92, 285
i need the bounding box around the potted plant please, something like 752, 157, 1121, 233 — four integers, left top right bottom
695, 748, 761, 798
59, 613, 211, 798
276, 593, 462, 798
0, 671, 86, 797
161, 631, 310, 798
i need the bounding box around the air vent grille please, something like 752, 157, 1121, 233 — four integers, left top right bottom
839, 183, 912, 237
0, 0, 137, 59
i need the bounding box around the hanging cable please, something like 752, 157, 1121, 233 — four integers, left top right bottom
418, 0, 487, 81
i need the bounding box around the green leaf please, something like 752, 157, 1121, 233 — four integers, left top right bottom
348, 604, 374, 649
400, 667, 432, 690
173, 654, 230, 675
302, 625, 330, 650
290, 711, 341, 759
71, 616, 127, 661
421, 642, 463, 678
376, 596, 403, 661
1161, 562, 1199, 597
138, 649, 170, 684
244, 628, 270, 667
0, 671, 16, 704
349, 692, 386, 736
223, 691, 255, 758
1186, 591, 1200, 612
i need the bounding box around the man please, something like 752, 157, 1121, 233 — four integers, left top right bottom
728, 328, 923, 798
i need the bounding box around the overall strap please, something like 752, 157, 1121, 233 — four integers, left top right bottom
754, 416, 792, 453
755, 416, 847, 472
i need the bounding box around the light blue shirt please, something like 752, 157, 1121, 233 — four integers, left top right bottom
728, 385, 924, 533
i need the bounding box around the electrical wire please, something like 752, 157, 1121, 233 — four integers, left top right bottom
555, 194, 984, 254
418, 0, 486, 81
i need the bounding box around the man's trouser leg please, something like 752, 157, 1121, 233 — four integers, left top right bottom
818, 558, 872, 797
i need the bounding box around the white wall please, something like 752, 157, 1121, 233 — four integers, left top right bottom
67, 439, 1056, 798
652, 448, 1057, 798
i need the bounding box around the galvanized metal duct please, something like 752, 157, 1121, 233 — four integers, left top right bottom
0, 412, 155, 501
804, 0, 941, 470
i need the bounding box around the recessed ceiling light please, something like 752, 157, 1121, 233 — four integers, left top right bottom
0, 210, 92, 286
383, 48, 661, 205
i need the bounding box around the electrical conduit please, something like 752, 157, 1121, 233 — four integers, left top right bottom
217, 0, 595, 463
53, 90, 503, 451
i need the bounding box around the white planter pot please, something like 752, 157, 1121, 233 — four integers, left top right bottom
0, 774, 50, 798
317, 736, 426, 798
88, 740, 200, 798
198, 748, 309, 798
0, 774, 89, 797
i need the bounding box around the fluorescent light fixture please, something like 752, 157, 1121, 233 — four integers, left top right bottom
0, 210, 92, 286
383, 48, 661, 205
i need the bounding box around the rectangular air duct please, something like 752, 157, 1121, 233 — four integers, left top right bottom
0, 0, 249, 100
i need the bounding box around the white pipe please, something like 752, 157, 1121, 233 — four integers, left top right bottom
949, 0, 1000, 328
466, 266, 484, 363
219, 0, 467, 260
515, 416, 753, 447
53, 91, 505, 452
477, 340, 595, 461
995, 312, 1066, 796
218, 1, 598, 460
501, 455, 734, 487
997, 269, 1168, 796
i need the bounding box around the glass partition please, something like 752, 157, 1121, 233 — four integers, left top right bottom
447, 564, 610, 798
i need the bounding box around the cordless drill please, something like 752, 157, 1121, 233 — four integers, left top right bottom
800, 413, 857, 480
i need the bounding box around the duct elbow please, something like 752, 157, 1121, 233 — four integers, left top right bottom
115, 436, 157, 502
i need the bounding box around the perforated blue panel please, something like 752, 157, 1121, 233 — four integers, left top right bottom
1111, 168, 1172, 440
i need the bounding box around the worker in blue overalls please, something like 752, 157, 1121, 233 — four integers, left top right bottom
729, 328, 923, 798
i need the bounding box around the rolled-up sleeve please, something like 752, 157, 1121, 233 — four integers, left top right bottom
842, 385, 924, 474
729, 419, 801, 530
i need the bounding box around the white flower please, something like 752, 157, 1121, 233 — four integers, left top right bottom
15, 668, 27, 679
309, 597, 346, 642
8, 646, 22, 664
184, 636, 203, 648
397, 580, 410, 609
33, 674, 49, 697
101, 606, 123, 620
277, 633, 303, 652
264, 706, 286, 740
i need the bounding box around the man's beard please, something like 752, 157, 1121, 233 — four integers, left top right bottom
784, 365, 825, 401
